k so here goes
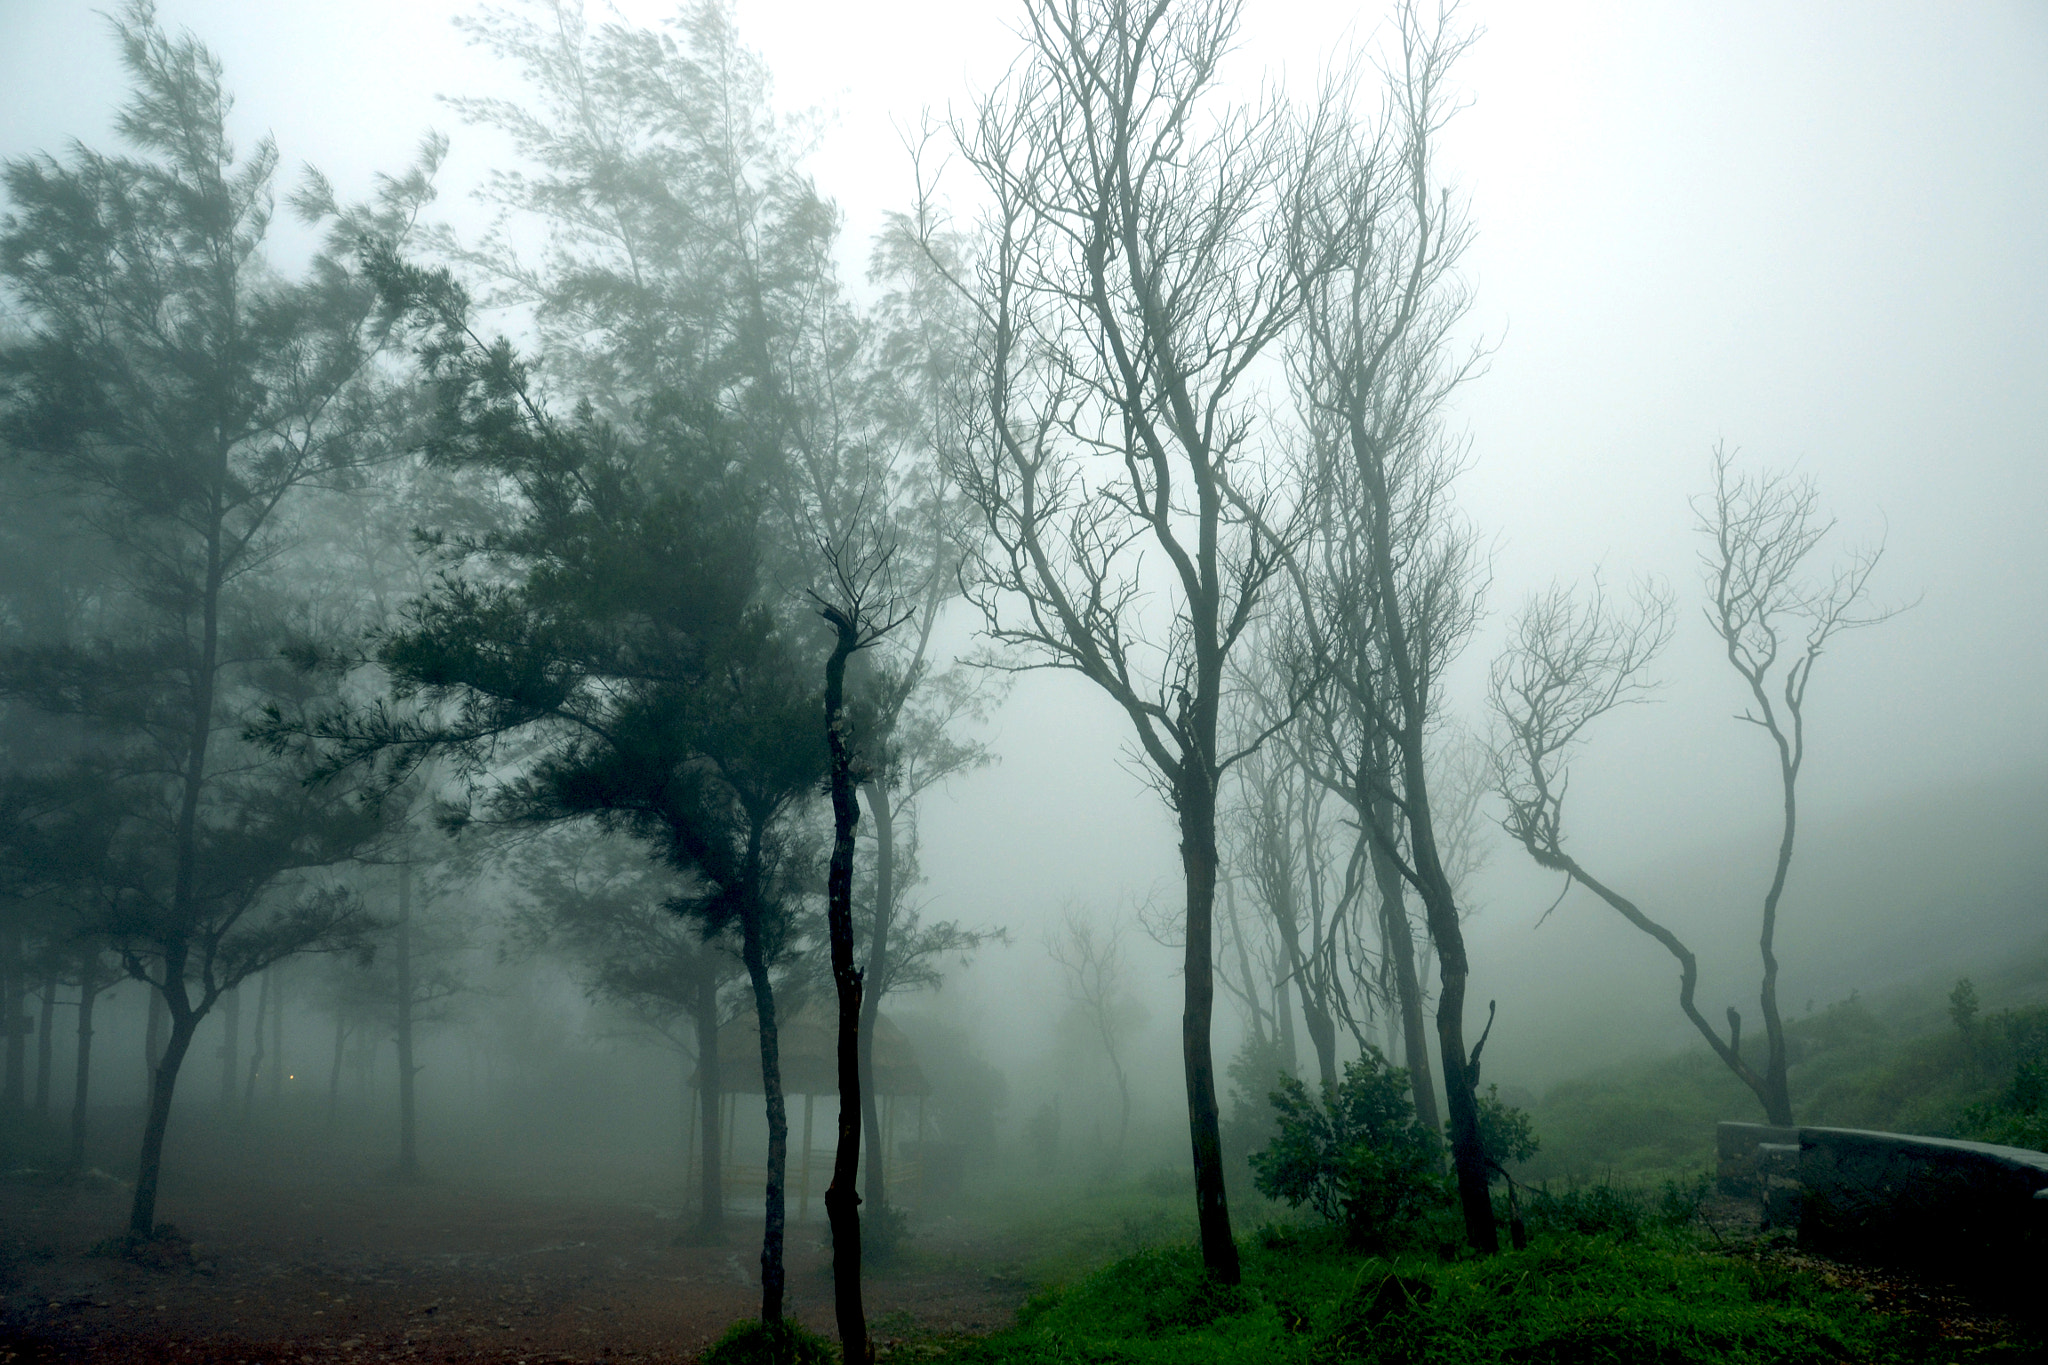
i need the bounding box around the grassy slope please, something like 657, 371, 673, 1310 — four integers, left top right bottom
1519, 977, 2048, 1182
919, 1221, 2035, 1365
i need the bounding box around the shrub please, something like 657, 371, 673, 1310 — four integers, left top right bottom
1249, 1053, 1444, 1247
1518, 1173, 1711, 1243
698, 1318, 838, 1365
1474, 1083, 1540, 1177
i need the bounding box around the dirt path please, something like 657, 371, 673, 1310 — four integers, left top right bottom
0, 1166, 1029, 1363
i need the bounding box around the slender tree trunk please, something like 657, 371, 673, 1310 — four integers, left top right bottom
1364, 787, 1438, 1135
34, 970, 56, 1114
394, 861, 419, 1180
218, 986, 239, 1108
242, 970, 269, 1120
691, 951, 724, 1238
130, 471, 226, 1237
822, 614, 871, 1363
1391, 726, 1495, 1253
69, 966, 99, 1172
268, 963, 284, 1105
1177, 778, 1240, 1285
129, 1000, 199, 1236
1274, 905, 1334, 1088
1274, 963, 1299, 1081
736, 839, 788, 1324
857, 779, 893, 1214
327, 1013, 347, 1125
0, 928, 19, 1110
145, 986, 166, 1085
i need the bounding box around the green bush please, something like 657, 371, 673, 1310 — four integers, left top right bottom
698, 1318, 839, 1365
1518, 1173, 1711, 1243
1474, 1083, 1540, 1176
1249, 1054, 1444, 1247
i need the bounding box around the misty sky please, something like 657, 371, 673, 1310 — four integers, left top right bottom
4, 0, 2044, 1092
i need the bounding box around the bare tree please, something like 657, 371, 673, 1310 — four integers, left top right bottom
1249, 2, 1497, 1250
1048, 904, 1141, 1163
1223, 685, 1347, 1091
814, 530, 915, 1365
925, 0, 1317, 1282
1490, 448, 1894, 1127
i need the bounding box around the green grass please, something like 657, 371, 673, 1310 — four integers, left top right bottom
949, 1165, 1220, 1285
1519, 991, 2048, 1182
918, 1222, 2036, 1365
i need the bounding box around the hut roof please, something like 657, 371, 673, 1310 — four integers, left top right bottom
700, 1000, 929, 1097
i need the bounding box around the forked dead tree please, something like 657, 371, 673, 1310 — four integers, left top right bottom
926, 0, 1316, 1283
1490, 448, 1895, 1127
1048, 905, 1140, 1162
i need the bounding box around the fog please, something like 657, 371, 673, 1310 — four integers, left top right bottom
2, 0, 2045, 1357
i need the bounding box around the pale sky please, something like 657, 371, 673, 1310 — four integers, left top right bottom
4, 0, 2044, 1089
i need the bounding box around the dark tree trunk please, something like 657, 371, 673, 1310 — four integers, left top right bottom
34, 970, 56, 1114
0, 928, 19, 1111
821, 612, 870, 1363
1177, 778, 1239, 1285
242, 969, 269, 1120
1273, 901, 1334, 1089
69, 966, 99, 1172
327, 1013, 347, 1125
130, 1009, 197, 1236
218, 986, 239, 1108
129, 947, 200, 1238
268, 964, 284, 1105
1274, 957, 1299, 1080
1364, 788, 1438, 1136
1392, 735, 1495, 1254
736, 838, 788, 1324
394, 862, 419, 1180
690, 950, 724, 1237
144, 986, 166, 1086
857, 778, 893, 1213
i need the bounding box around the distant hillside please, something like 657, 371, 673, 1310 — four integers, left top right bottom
1513, 962, 2048, 1181
1468, 767, 2048, 1089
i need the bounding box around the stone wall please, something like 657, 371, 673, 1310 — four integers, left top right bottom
1718, 1121, 2048, 1297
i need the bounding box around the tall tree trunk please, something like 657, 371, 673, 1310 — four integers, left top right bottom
129, 998, 199, 1236
1364, 783, 1439, 1136
0, 927, 20, 1110
268, 964, 284, 1105
1390, 725, 1494, 1253
128, 943, 202, 1238
1177, 777, 1239, 1285
34, 969, 57, 1114
327, 1013, 347, 1125
821, 613, 870, 1364
736, 834, 788, 1324
242, 969, 269, 1120
857, 779, 893, 1213
394, 861, 420, 1180
127, 467, 227, 1237
1273, 903, 1334, 1089
69, 965, 99, 1172
1274, 960, 1299, 1081
218, 986, 239, 1108
145, 986, 166, 1086
691, 950, 724, 1238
